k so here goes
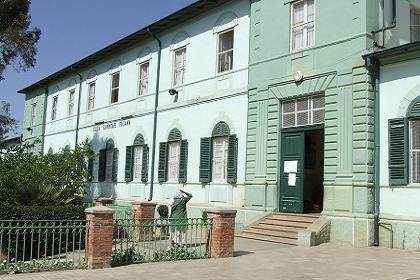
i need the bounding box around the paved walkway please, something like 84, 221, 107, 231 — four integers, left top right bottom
2, 238, 420, 280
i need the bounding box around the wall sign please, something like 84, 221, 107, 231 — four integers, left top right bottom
93, 120, 131, 132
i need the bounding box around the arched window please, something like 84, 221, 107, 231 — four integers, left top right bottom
158, 128, 188, 183
124, 133, 149, 183
389, 96, 420, 185
199, 122, 237, 184
98, 139, 118, 182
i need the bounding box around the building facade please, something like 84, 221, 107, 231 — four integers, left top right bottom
244, 0, 420, 246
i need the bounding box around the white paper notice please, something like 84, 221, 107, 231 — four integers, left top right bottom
288, 173, 297, 186
284, 160, 298, 173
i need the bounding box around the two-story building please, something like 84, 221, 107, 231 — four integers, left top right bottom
19, 0, 251, 219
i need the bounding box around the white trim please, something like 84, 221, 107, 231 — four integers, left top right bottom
213, 11, 238, 34
290, 0, 315, 53
172, 47, 187, 87
216, 29, 235, 74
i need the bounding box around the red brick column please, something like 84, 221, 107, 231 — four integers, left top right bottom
131, 201, 157, 241
85, 206, 115, 269
207, 209, 237, 258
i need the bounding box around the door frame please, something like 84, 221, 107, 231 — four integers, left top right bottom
277, 124, 324, 213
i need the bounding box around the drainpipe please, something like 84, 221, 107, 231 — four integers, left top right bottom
147, 28, 162, 201
367, 57, 381, 247
37, 83, 48, 155
71, 67, 83, 147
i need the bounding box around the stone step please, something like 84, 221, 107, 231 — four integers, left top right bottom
267, 214, 319, 223
259, 219, 309, 229
237, 232, 297, 245
251, 224, 300, 233
244, 228, 298, 239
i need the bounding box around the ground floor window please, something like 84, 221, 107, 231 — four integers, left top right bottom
105, 149, 113, 181
168, 141, 180, 182
212, 137, 228, 182
410, 120, 420, 183
132, 146, 143, 180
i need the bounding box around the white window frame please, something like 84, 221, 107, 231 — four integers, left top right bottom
68, 89, 75, 116
31, 103, 37, 126
51, 96, 58, 121
105, 148, 114, 182
173, 47, 186, 87
133, 145, 143, 180
212, 137, 229, 182
410, 120, 420, 183
217, 29, 234, 73
111, 72, 120, 104
138, 61, 150, 96
290, 0, 315, 52
410, 7, 420, 43
167, 141, 180, 182
87, 82, 95, 111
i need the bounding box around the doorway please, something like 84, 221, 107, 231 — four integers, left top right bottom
279, 127, 324, 213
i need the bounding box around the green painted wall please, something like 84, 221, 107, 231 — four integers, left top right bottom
22, 89, 47, 153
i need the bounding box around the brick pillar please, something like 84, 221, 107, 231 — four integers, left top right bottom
85, 206, 115, 269
207, 209, 237, 258
131, 201, 157, 241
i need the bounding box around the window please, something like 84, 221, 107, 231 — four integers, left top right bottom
410, 120, 420, 183
158, 129, 188, 183
291, 0, 315, 51
98, 139, 118, 182
217, 30, 234, 73
31, 103, 37, 126
199, 122, 238, 184
133, 146, 143, 180
111, 72, 120, 103
51, 96, 58, 120
139, 62, 149, 95
411, 8, 420, 42
88, 82, 95, 110
68, 89, 75, 116
173, 47, 186, 87
125, 134, 149, 182
27, 145, 35, 154
282, 95, 324, 128
168, 141, 180, 182
212, 137, 229, 182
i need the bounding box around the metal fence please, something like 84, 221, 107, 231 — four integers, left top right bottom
112, 218, 212, 266
107, 205, 132, 220
0, 220, 88, 274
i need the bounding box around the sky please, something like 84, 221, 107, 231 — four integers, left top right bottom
0, 0, 196, 137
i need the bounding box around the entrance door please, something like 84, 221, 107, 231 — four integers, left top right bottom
280, 131, 305, 213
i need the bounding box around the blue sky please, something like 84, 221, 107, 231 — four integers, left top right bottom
0, 0, 196, 136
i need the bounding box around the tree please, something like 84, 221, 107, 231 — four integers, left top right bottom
0, 101, 17, 145
0, 0, 41, 80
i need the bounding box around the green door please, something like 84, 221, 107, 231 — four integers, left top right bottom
280, 131, 305, 213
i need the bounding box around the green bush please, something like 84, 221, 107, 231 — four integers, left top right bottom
157, 205, 168, 219
0, 205, 86, 221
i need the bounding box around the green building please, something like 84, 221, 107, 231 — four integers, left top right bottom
243, 0, 420, 247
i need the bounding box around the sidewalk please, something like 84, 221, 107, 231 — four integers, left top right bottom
1, 238, 420, 280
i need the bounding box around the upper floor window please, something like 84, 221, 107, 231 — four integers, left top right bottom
173, 47, 186, 87
88, 82, 95, 110
217, 30, 234, 73
291, 0, 315, 52
111, 72, 120, 103
139, 61, 149, 95
410, 7, 420, 42
31, 103, 37, 126
68, 89, 75, 116
51, 96, 58, 120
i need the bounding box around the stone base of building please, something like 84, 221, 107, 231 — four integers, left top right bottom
378, 216, 420, 250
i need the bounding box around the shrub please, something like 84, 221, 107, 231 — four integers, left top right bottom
157, 205, 168, 219
0, 205, 86, 221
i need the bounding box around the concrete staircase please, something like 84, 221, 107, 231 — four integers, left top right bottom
237, 213, 321, 245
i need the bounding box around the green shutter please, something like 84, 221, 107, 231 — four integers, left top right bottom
98, 149, 106, 182
179, 140, 188, 183
199, 137, 212, 183
389, 118, 408, 185
88, 158, 94, 182
124, 146, 134, 182
158, 142, 168, 183
141, 144, 149, 183
112, 148, 119, 182
227, 134, 238, 184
